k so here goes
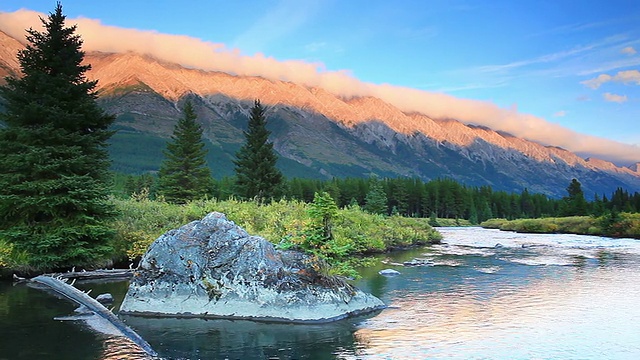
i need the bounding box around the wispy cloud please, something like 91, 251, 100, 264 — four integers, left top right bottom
304, 41, 327, 53
231, 0, 323, 53
432, 80, 509, 93
621, 46, 637, 55
578, 57, 640, 76
468, 34, 631, 79
553, 110, 567, 117
582, 69, 640, 89
528, 20, 612, 38
0, 9, 638, 164
396, 26, 438, 40
603, 92, 628, 103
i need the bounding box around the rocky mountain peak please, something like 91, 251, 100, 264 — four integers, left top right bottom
0, 30, 638, 196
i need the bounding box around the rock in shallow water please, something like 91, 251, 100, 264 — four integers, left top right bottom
120, 212, 385, 323
378, 269, 401, 276
95, 293, 114, 305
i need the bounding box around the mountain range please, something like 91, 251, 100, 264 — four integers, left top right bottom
1, 30, 639, 198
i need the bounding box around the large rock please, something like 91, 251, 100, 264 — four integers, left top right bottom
120, 212, 385, 323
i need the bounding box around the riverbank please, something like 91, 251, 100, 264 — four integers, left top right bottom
1, 197, 442, 278
481, 212, 640, 239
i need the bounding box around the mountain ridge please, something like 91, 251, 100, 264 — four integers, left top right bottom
84, 51, 637, 174
0, 30, 639, 197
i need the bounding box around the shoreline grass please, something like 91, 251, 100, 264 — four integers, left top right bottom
2, 197, 442, 278
481, 213, 640, 239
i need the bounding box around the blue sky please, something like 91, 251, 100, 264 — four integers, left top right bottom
1, 0, 639, 163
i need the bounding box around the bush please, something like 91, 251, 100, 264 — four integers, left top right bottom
0, 238, 31, 271
480, 218, 508, 229
481, 214, 640, 239
111, 197, 442, 276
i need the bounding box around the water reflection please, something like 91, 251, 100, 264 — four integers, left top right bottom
351, 228, 640, 359
2, 228, 640, 359
354, 264, 640, 359
0, 282, 103, 360
100, 335, 153, 360
123, 315, 366, 359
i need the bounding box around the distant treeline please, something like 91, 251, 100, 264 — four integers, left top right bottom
113, 173, 640, 223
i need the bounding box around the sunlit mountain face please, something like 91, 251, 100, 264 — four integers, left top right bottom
0, 30, 639, 197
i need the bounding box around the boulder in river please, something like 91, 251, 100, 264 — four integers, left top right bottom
95, 293, 114, 305
378, 269, 401, 276
120, 212, 385, 323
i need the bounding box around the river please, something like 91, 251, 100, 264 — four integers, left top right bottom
1, 227, 640, 359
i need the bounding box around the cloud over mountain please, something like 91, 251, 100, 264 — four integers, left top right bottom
1, 9, 639, 164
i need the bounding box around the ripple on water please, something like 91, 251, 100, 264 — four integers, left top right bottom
354, 227, 640, 359
100, 336, 153, 360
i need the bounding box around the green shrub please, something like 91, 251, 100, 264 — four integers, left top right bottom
111, 197, 442, 277
0, 238, 31, 271
480, 218, 508, 229
481, 214, 640, 239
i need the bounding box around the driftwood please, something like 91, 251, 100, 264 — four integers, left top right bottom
51, 269, 134, 281
30, 275, 157, 357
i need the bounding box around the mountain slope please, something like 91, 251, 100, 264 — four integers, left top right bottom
0, 30, 638, 198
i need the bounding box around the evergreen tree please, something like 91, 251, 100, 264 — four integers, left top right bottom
157, 100, 212, 203
233, 99, 283, 201
560, 178, 588, 216
428, 211, 440, 227
0, 3, 115, 269
307, 192, 339, 244
364, 179, 388, 215
468, 197, 478, 224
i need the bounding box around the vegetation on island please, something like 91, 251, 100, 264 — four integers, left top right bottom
109, 193, 441, 278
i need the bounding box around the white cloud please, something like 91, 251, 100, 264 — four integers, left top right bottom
553, 110, 567, 117
621, 46, 637, 55
603, 92, 628, 103
581, 69, 640, 89
1, 9, 639, 164
304, 41, 327, 52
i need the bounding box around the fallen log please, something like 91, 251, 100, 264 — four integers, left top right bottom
52, 269, 134, 281
30, 275, 157, 358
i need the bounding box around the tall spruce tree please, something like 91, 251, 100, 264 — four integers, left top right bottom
560, 178, 588, 216
0, 3, 115, 269
233, 99, 283, 201
157, 100, 213, 203
364, 180, 388, 215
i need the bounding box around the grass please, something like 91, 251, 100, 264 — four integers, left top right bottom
431, 218, 474, 227
108, 196, 441, 277
481, 213, 640, 239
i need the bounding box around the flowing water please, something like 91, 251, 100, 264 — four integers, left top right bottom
1, 227, 640, 359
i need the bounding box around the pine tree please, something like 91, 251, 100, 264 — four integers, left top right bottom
157, 100, 213, 203
0, 3, 115, 270
364, 179, 388, 215
560, 178, 588, 216
233, 99, 283, 201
